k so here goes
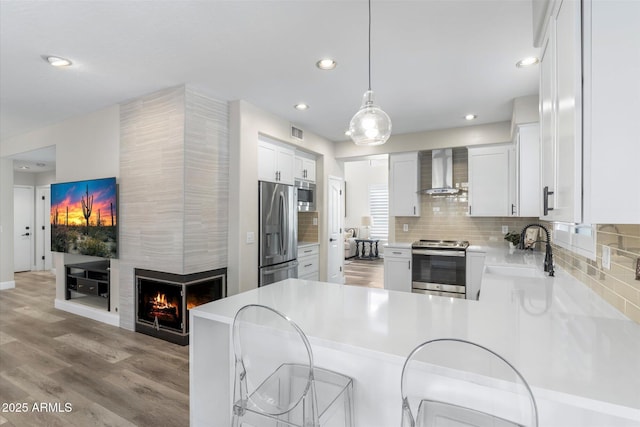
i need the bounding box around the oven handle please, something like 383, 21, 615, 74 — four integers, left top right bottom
412, 249, 466, 257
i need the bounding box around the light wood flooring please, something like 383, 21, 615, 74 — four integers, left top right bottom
0, 271, 189, 427
343, 257, 384, 288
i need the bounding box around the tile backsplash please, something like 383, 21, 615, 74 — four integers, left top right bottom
298, 211, 319, 243
552, 224, 640, 323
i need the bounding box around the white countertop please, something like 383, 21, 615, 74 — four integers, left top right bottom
297, 241, 319, 249
384, 242, 412, 249
191, 244, 640, 424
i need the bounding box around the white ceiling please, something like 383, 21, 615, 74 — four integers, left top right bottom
0, 0, 539, 152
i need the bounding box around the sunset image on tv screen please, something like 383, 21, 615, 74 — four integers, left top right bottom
50, 177, 117, 258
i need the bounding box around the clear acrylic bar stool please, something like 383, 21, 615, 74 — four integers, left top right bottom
231, 304, 354, 427
401, 338, 538, 427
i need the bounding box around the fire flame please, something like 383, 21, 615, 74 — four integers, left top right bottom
152, 292, 176, 311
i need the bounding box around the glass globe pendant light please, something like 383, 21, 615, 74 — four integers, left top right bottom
349, 0, 391, 146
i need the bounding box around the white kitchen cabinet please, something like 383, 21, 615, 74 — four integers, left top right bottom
509, 123, 540, 217
258, 137, 295, 185
294, 153, 316, 182
467, 144, 510, 217
389, 152, 420, 217
582, 0, 640, 224
539, 0, 582, 223
383, 246, 411, 293
538, 0, 640, 224
298, 243, 319, 281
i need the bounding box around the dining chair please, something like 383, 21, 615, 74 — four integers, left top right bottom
231, 304, 354, 427
400, 338, 538, 427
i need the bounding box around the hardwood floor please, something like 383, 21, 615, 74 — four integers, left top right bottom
343, 257, 384, 288
0, 271, 189, 427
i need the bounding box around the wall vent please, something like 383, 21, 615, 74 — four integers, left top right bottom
291, 126, 304, 140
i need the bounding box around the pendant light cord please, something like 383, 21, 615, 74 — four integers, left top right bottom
368, 0, 372, 91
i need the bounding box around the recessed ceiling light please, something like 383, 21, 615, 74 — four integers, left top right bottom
19, 165, 30, 170
345, 129, 352, 136
464, 114, 477, 121
45, 56, 72, 67
294, 103, 309, 111
516, 57, 539, 68
316, 58, 337, 70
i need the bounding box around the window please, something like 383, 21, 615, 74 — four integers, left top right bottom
368, 184, 388, 241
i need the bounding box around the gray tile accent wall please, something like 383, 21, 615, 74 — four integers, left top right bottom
119, 86, 229, 330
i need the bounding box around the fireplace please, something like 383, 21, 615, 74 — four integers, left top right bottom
135, 268, 226, 345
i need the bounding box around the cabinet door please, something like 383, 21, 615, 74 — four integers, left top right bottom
468, 145, 510, 217
517, 124, 540, 217
294, 156, 316, 182
554, 0, 582, 223
276, 146, 295, 185
303, 158, 316, 182
539, 28, 557, 219
384, 255, 411, 292
390, 152, 420, 217
258, 140, 278, 183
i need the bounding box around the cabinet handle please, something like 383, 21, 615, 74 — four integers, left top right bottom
511, 204, 516, 215
543, 186, 554, 216
304, 249, 312, 253
392, 251, 402, 255
413, 206, 416, 215
408, 260, 411, 270
469, 205, 472, 215
304, 264, 313, 268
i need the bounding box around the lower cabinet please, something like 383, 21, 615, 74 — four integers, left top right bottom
298, 243, 319, 281
383, 246, 412, 292
65, 260, 111, 310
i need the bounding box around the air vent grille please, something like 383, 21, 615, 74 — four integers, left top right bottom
291, 126, 304, 140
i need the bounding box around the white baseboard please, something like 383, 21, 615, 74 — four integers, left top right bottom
54, 298, 120, 327
0, 280, 16, 290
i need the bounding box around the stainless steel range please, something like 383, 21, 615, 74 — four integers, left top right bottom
411, 240, 469, 298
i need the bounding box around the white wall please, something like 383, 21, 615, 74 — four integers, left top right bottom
228, 100, 343, 295
344, 159, 388, 235
0, 106, 120, 308
0, 158, 14, 286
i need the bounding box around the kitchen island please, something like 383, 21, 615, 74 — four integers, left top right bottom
190, 261, 640, 426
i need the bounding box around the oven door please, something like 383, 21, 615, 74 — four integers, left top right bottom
296, 181, 316, 212
412, 249, 466, 288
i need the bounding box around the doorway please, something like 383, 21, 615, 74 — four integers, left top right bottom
14, 186, 34, 272
326, 176, 344, 283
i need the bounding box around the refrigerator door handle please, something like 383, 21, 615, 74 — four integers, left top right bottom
279, 191, 286, 255
263, 261, 298, 275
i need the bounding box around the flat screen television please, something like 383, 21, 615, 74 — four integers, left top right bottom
50, 177, 118, 258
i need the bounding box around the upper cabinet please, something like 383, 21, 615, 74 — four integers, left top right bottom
258, 137, 295, 185
511, 123, 540, 217
294, 152, 316, 183
390, 152, 420, 217
538, 0, 640, 224
539, 0, 582, 223
468, 144, 510, 217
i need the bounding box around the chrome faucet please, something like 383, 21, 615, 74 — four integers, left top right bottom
518, 224, 555, 277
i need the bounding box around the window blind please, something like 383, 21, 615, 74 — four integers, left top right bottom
368, 184, 389, 241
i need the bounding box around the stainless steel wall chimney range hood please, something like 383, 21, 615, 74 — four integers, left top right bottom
423, 148, 459, 195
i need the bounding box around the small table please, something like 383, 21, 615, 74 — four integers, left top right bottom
355, 238, 380, 259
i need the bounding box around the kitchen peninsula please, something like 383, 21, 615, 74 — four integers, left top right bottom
190, 257, 640, 426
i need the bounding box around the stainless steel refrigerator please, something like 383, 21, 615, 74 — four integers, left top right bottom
259, 181, 298, 286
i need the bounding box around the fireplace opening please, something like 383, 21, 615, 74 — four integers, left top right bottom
135, 268, 226, 345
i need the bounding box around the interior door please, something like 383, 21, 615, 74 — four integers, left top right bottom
35, 185, 52, 271
327, 176, 344, 283
14, 186, 34, 272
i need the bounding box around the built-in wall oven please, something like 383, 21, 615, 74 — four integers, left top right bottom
411, 240, 468, 298
295, 179, 316, 212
